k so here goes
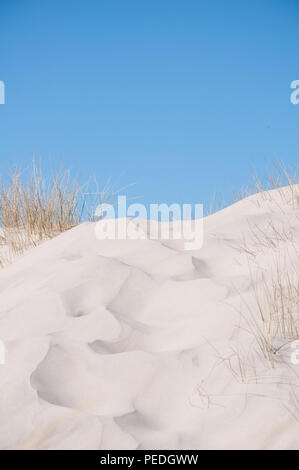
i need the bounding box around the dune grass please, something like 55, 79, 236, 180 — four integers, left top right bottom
206, 165, 298, 380
241, 248, 299, 368
0, 163, 112, 266
236, 166, 299, 369
208, 161, 299, 215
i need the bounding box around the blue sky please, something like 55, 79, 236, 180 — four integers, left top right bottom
0, 0, 298, 211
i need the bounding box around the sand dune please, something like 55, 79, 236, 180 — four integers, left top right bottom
0, 186, 298, 450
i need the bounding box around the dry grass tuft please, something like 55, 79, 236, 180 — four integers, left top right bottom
235, 165, 299, 368
241, 249, 299, 367
208, 161, 299, 215
0, 162, 111, 266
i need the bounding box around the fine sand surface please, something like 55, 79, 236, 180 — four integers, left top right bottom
0, 186, 298, 450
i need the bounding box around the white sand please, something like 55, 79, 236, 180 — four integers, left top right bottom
0, 187, 298, 450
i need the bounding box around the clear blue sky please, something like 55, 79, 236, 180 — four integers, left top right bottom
0, 0, 298, 210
